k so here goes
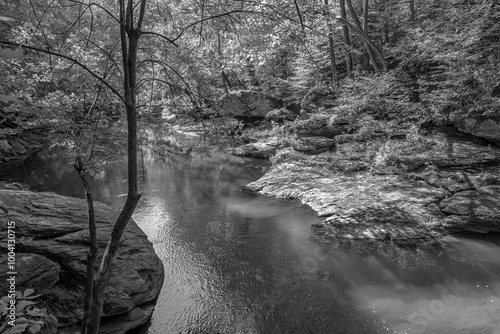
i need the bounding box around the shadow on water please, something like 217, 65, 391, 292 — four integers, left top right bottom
2, 149, 500, 334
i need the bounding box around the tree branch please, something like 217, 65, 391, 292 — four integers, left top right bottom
172, 10, 253, 43
65, 0, 120, 24
293, 0, 305, 33
0, 40, 125, 102
141, 31, 178, 47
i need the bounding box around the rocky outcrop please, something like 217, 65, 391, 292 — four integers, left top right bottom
0, 189, 164, 334
374, 139, 500, 172
231, 142, 278, 159
456, 118, 500, 146
265, 108, 297, 122
292, 137, 336, 154
289, 114, 356, 139
220, 90, 282, 118
438, 185, 500, 232
246, 137, 500, 243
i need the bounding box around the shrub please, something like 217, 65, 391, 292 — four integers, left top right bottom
0, 289, 47, 334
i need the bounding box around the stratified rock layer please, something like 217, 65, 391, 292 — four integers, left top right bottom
232, 142, 278, 159
0, 189, 164, 334
246, 143, 500, 243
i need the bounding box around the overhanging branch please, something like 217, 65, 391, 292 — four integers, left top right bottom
0, 40, 125, 102
141, 31, 178, 47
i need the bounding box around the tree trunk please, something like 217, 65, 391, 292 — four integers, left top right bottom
409, 0, 415, 22
324, 0, 339, 86
328, 35, 339, 86
336, 15, 386, 71
74, 157, 97, 334
339, 0, 353, 76
82, 0, 144, 332
362, 0, 370, 70
246, 57, 259, 86
221, 70, 231, 94
345, 0, 381, 72
293, 0, 305, 33
217, 34, 231, 94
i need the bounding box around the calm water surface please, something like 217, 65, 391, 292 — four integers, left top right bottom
3, 151, 500, 334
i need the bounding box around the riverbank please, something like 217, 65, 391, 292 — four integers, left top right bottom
246, 152, 500, 244
0, 187, 164, 334
239, 117, 500, 244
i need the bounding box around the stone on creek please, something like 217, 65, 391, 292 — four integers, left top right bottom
0, 189, 164, 334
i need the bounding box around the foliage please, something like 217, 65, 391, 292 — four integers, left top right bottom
0, 289, 47, 334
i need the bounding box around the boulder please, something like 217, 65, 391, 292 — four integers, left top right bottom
456, 118, 500, 147
220, 90, 282, 118
292, 137, 336, 154
0, 189, 164, 334
232, 142, 278, 159
289, 115, 353, 138
0, 253, 60, 293
265, 108, 297, 122
389, 140, 500, 171
438, 185, 500, 233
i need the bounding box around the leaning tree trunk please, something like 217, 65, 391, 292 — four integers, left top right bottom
82, 0, 144, 333
345, 0, 380, 72
339, 0, 353, 76
362, 0, 371, 70
324, 0, 339, 87
409, 0, 416, 22
73, 157, 98, 334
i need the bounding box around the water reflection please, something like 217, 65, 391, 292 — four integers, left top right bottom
2, 150, 500, 334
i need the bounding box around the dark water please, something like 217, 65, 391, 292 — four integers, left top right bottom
2, 151, 500, 334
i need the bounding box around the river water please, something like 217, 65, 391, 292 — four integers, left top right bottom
2, 151, 500, 334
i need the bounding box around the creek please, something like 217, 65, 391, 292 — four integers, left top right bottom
2, 150, 500, 334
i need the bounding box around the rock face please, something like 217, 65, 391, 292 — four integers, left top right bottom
292, 137, 336, 154
289, 115, 340, 138
231, 142, 278, 159
0, 189, 164, 334
265, 108, 297, 122
438, 185, 500, 232
456, 118, 500, 146
220, 90, 282, 118
377, 140, 500, 172
289, 114, 355, 138
246, 142, 500, 243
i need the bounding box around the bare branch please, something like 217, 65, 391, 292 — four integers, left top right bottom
293, 0, 305, 33
29, 0, 53, 67
141, 31, 178, 47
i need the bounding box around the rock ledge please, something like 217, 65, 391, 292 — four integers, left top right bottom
0, 189, 164, 334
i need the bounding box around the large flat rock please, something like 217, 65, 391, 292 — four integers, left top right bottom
0, 189, 164, 334
246, 159, 500, 243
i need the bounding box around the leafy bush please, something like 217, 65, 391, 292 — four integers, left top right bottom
0, 289, 47, 334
